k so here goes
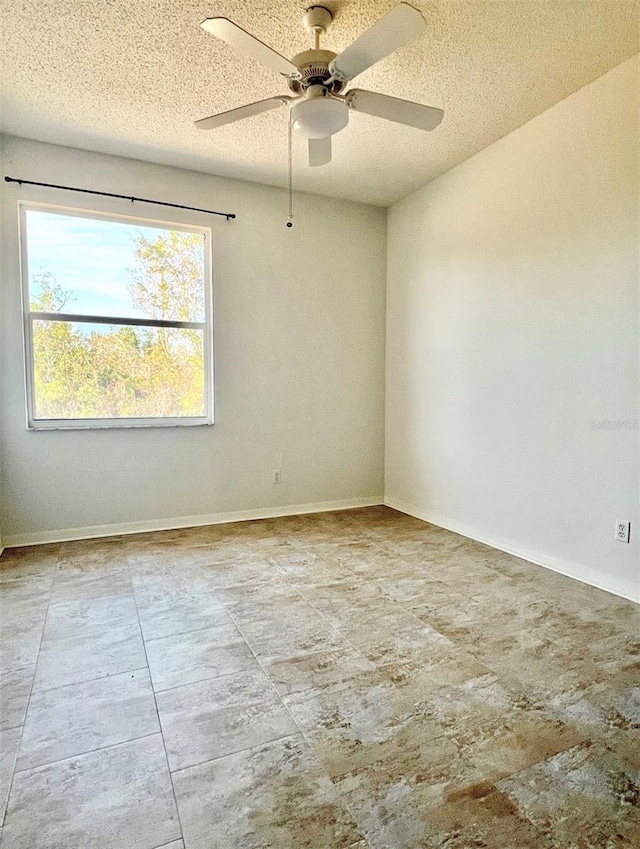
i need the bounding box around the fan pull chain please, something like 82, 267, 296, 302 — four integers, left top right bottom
287, 111, 294, 227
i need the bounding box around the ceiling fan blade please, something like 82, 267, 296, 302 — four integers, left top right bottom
328, 3, 426, 82
309, 136, 332, 167
196, 96, 291, 130
346, 89, 443, 131
201, 17, 301, 78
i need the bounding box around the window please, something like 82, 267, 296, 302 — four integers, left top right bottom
20, 203, 213, 429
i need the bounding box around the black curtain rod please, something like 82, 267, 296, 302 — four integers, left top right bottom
3, 176, 236, 220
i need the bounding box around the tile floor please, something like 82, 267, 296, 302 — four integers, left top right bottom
0, 506, 638, 848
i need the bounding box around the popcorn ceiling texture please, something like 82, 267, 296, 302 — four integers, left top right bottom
1, 0, 638, 206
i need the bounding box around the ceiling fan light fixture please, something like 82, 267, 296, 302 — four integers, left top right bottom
290, 96, 348, 139
197, 4, 444, 167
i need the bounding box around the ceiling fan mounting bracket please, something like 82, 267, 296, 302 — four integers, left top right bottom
302, 7, 333, 39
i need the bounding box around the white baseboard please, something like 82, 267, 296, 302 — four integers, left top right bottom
2, 496, 384, 548
384, 496, 639, 604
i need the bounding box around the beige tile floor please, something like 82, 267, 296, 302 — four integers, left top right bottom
0, 506, 638, 848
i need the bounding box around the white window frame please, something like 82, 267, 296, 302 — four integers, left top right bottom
19, 201, 214, 430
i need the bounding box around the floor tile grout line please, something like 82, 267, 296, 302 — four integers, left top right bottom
218, 588, 376, 826
1, 560, 58, 828
126, 556, 186, 845
156, 600, 364, 840
168, 731, 299, 776
141, 619, 244, 646
12, 731, 162, 776
293, 543, 427, 617
219, 598, 344, 772
225, 586, 384, 849
214, 544, 446, 703
184, 557, 356, 701
151, 663, 281, 696
218, 543, 560, 796
136, 612, 233, 644
27, 665, 151, 697
219, 600, 311, 717
316, 547, 552, 667
280, 552, 441, 687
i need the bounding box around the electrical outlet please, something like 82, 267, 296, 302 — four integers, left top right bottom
615, 521, 630, 543
272, 470, 281, 485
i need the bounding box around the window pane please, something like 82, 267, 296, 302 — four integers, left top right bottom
32, 321, 205, 420
26, 210, 206, 322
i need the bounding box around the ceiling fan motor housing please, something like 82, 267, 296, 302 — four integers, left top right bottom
287, 50, 346, 95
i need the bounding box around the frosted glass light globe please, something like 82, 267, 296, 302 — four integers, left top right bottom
291, 97, 349, 139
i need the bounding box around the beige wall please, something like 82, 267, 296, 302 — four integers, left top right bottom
0, 137, 386, 544
385, 56, 639, 601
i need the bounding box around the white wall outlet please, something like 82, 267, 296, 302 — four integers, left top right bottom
615, 520, 630, 543
272, 470, 281, 485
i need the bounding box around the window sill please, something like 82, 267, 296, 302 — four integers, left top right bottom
27, 417, 214, 431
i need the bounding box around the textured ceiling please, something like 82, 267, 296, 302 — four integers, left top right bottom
1, 1, 638, 206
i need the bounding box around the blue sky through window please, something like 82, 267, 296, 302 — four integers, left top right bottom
26, 209, 203, 320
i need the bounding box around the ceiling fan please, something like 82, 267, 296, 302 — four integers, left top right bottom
196, 3, 444, 166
